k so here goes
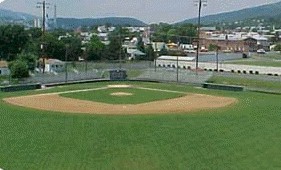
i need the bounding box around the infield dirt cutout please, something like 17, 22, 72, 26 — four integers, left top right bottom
3, 85, 237, 115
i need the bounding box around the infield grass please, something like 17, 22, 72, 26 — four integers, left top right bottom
0, 81, 281, 169
60, 87, 185, 104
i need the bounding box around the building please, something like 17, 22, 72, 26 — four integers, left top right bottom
0, 61, 10, 76
198, 35, 258, 53
151, 42, 168, 52
126, 46, 146, 60
38, 58, 65, 73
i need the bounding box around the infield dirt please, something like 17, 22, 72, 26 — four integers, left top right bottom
3, 92, 237, 115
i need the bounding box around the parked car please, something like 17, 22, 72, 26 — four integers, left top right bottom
257, 49, 266, 54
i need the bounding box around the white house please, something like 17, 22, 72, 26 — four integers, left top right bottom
38, 59, 65, 73
0, 61, 10, 76
126, 46, 146, 60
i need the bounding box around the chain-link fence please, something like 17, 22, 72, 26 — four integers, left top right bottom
0, 60, 214, 86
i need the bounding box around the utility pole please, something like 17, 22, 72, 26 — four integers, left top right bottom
54, 4, 57, 29
119, 33, 122, 70
194, 0, 207, 73
65, 45, 69, 83
176, 55, 179, 82
37, 0, 50, 73
216, 46, 219, 71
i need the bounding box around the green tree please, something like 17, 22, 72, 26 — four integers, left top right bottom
159, 45, 168, 56
145, 44, 156, 61
59, 36, 82, 61
43, 33, 65, 60
274, 44, 281, 51
87, 35, 105, 60
136, 36, 145, 53
208, 44, 217, 51
9, 59, 29, 78
0, 25, 29, 61
17, 53, 38, 71
105, 36, 123, 60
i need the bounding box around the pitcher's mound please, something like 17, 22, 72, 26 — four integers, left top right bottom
110, 92, 133, 96
107, 85, 132, 88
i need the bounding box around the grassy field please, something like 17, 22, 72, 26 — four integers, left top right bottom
207, 76, 281, 93
61, 87, 184, 104
225, 53, 281, 67
1, 81, 281, 169
226, 60, 281, 67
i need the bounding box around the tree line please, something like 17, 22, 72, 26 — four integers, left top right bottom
0, 23, 197, 78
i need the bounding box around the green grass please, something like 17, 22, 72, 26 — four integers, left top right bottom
225, 53, 281, 67
226, 60, 281, 67
207, 76, 281, 92
61, 87, 184, 104
1, 81, 281, 169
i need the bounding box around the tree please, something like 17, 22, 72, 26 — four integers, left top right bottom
59, 35, 82, 61
9, 59, 29, 78
159, 45, 168, 56
105, 36, 123, 60
145, 44, 156, 61
274, 44, 281, 51
87, 35, 105, 60
17, 53, 38, 71
136, 36, 145, 53
0, 25, 29, 61
42, 33, 65, 61
208, 44, 217, 51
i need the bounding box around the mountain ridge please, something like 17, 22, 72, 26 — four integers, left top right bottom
178, 1, 281, 25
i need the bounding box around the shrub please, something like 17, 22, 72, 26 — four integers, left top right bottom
9, 60, 29, 78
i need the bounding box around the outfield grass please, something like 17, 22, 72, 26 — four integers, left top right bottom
207, 76, 281, 92
61, 87, 184, 104
1, 82, 281, 169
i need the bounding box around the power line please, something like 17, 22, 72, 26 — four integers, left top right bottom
194, 0, 207, 72
36, 0, 50, 74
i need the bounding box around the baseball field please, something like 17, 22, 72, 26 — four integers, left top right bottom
0, 81, 281, 169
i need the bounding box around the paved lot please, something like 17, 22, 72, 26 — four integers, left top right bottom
156, 61, 281, 75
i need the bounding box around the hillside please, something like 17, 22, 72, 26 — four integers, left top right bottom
179, 1, 281, 25
55, 17, 147, 29
0, 8, 35, 22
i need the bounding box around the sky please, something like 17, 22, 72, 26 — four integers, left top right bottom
0, 0, 280, 23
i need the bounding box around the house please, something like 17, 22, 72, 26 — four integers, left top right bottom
126, 46, 146, 60
0, 61, 10, 76
45, 59, 65, 73
151, 42, 168, 52
38, 58, 65, 73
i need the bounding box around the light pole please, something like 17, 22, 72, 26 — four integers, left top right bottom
194, 0, 207, 72
216, 45, 220, 71
37, 0, 50, 74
